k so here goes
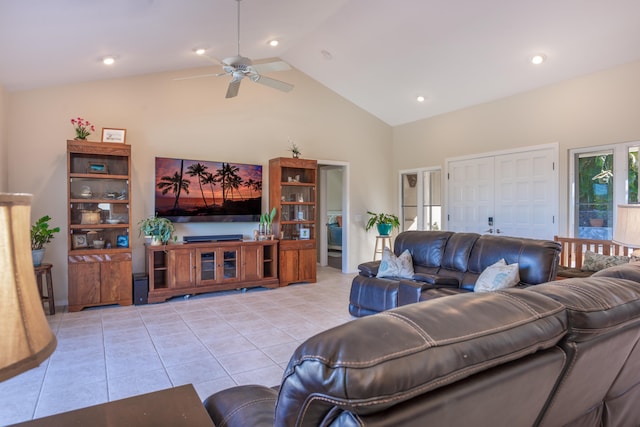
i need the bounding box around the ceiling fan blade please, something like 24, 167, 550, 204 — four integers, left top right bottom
174, 73, 219, 81
250, 74, 294, 93
250, 61, 291, 74
203, 55, 224, 66
226, 80, 241, 98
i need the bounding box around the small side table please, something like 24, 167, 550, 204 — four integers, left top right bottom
373, 235, 392, 261
11, 384, 214, 427
34, 263, 55, 315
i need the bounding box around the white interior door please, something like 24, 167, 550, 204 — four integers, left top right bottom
447, 156, 495, 233
447, 145, 558, 239
494, 149, 556, 239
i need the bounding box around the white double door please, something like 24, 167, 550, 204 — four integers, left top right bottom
447, 146, 558, 240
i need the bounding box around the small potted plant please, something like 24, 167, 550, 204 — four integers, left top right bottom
288, 140, 301, 158
31, 215, 61, 266
70, 117, 95, 140
365, 211, 400, 236
138, 215, 175, 246
259, 207, 277, 239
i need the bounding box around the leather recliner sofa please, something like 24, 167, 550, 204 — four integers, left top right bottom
203, 263, 640, 426
349, 231, 561, 317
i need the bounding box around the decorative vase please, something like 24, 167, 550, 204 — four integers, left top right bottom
32, 249, 45, 267
377, 223, 393, 236
75, 136, 87, 141
258, 223, 272, 240
150, 236, 163, 246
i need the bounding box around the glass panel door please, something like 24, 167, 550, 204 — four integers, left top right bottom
575, 151, 614, 239
401, 169, 442, 232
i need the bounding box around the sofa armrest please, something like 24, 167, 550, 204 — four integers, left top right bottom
398, 280, 432, 306
358, 261, 381, 277
203, 385, 277, 427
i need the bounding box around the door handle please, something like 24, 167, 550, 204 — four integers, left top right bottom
485, 228, 494, 233
496, 229, 502, 234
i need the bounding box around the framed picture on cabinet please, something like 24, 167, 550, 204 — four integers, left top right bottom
72, 234, 88, 249
102, 128, 127, 144
299, 228, 310, 239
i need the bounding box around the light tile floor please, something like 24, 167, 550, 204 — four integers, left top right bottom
0, 266, 356, 425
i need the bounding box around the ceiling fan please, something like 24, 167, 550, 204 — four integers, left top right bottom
179, 0, 294, 98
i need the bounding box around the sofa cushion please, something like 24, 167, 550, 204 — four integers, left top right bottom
592, 260, 640, 281
527, 277, 640, 342
474, 259, 520, 292
377, 248, 414, 279
465, 235, 560, 287
394, 231, 453, 272
277, 289, 567, 425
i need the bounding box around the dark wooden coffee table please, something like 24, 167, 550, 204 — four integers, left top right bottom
10, 384, 215, 427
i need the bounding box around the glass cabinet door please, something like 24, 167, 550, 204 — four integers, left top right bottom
278, 166, 316, 240
199, 250, 216, 282
68, 150, 130, 252
222, 250, 238, 279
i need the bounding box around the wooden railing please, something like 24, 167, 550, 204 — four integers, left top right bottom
554, 236, 636, 269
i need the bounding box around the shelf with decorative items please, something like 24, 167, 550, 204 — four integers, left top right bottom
67, 140, 132, 311
269, 157, 317, 285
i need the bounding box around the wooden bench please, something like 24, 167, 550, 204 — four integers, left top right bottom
554, 236, 636, 278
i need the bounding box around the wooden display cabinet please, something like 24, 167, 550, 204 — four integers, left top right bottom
67, 140, 132, 311
269, 157, 317, 286
145, 240, 279, 303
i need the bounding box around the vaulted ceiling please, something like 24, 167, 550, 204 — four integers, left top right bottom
2, 0, 640, 126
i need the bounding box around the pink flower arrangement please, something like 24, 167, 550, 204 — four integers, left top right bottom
70, 117, 95, 140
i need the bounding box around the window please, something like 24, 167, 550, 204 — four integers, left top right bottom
400, 168, 442, 232
570, 142, 639, 238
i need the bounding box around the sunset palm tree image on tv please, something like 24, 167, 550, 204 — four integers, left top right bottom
155, 157, 262, 222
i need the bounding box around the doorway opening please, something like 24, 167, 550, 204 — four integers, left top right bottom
318, 161, 349, 272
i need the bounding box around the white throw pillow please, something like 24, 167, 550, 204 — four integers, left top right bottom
474, 259, 520, 292
376, 248, 415, 279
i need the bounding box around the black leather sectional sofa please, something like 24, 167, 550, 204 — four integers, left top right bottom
202, 262, 640, 426
349, 231, 562, 317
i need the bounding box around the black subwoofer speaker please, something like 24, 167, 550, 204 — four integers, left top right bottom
132, 273, 148, 305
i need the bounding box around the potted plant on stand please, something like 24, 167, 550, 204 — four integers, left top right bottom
30, 215, 60, 266
365, 211, 400, 236
138, 215, 175, 246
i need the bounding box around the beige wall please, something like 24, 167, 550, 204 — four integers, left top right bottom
0, 84, 7, 191
9, 59, 640, 306
393, 59, 640, 236
7, 67, 392, 305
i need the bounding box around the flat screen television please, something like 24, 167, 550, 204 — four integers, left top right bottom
155, 157, 262, 222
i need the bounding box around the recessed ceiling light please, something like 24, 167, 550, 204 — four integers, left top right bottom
268, 40, 279, 47
102, 56, 116, 65
416, 96, 425, 103
193, 48, 206, 55
531, 54, 546, 65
